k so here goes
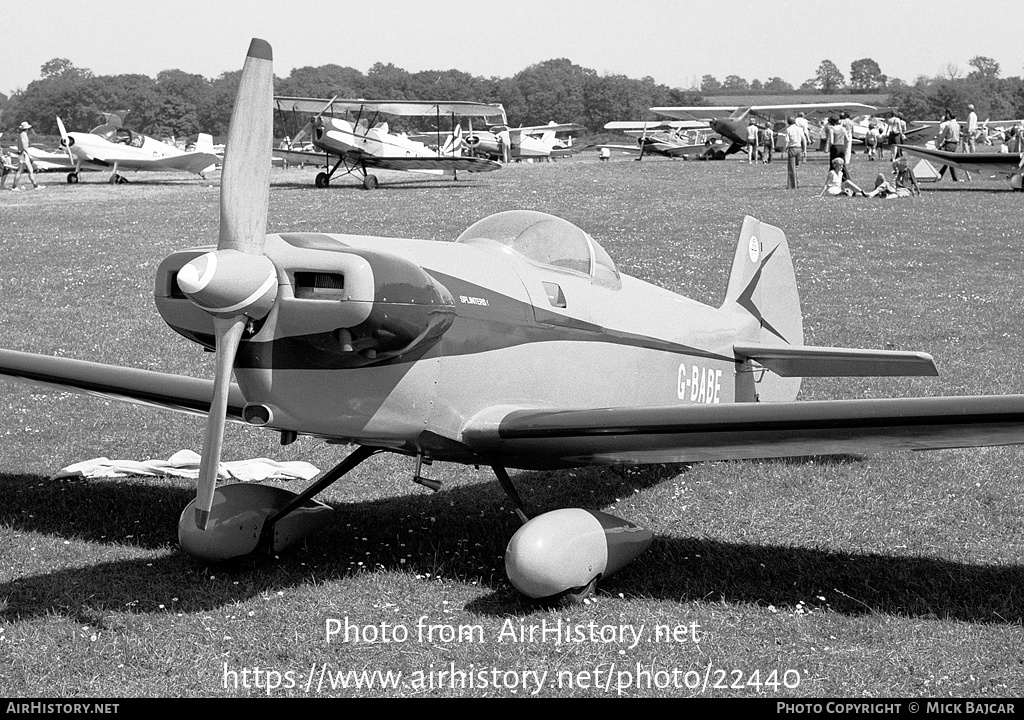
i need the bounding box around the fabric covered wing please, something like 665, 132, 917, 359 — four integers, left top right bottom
460, 396, 1024, 469
0, 348, 245, 420
359, 155, 501, 173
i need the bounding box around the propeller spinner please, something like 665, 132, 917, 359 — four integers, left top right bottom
177, 38, 276, 530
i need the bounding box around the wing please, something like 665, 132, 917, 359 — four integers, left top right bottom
147, 152, 223, 175
652, 106, 740, 121
272, 148, 329, 167
604, 121, 710, 132
749, 102, 877, 119
897, 145, 1024, 177
460, 395, 1024, 469
506, 123, 586, 139
275, 96, 506, 120
356, 154, 501, 173
0, 348, 245, 420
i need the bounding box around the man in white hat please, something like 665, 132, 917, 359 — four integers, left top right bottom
11, 121, 44, 191
965, 104, 978, 154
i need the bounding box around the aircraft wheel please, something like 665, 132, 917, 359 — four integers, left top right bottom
314, 172, 329, 188
555, 576, 599, 607
66, 172, 79, 184
116, 174, 129, 184
362, 174, 379, 190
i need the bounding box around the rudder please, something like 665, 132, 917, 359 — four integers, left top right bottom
722, 216, 804, 401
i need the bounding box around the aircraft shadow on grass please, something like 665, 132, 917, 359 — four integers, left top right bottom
1, 464, 1021, 625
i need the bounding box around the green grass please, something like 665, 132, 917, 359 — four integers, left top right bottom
0, 153, 1022, 697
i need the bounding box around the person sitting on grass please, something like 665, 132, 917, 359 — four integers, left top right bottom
819, 158, 868, 197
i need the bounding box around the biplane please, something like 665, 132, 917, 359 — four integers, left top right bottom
274, 96, 504, 189
3, 40, 1024, 603
600, 120, 718, 159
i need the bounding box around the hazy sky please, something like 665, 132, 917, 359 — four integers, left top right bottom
4, 0, 1022, 96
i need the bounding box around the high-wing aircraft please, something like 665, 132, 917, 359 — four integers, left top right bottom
600, 120, 718, 159
5, 40, 1024, 604
652, 103, 878, 155
463, 121, 585, 162
896, 144, 1024, 187
274, 96, 504, 189
55, 112, 222, 184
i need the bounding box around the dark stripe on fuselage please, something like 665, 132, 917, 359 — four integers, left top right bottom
230, 272, 738, 370
232, 234, 739, 370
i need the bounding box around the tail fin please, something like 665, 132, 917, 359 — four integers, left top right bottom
441, 124, 463, 155
195, 133, 215, 153
722, 217, 803, 401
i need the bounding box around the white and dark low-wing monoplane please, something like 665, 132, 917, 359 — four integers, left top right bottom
4, 40, 1024, 603
56, 112, 221, 184
274, 96, 504, 189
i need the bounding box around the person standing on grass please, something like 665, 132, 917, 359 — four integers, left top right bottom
0, 133, 12, 190
11, 122, 45, 191
785, 116, 806, 189
746, 119, 759, 164
935, 110, 963, 182
965, 104, 978, 153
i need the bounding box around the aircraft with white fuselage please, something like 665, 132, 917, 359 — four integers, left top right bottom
600, 120, 719, 159
55, 112, 221, 184
274, 96, 504, 189
463, 121, 584, 161
4, 40, 1024, 603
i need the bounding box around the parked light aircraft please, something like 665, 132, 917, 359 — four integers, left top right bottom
897, 144, 1024, 187
274, 96, 504, 189
600, 120, 717, 159
463, 121, 584, 161
4, 40, 1024, 603
56, 113, 221, 184
652, 103, 878, 155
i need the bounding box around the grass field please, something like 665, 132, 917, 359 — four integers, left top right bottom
1, 151, 1022, 698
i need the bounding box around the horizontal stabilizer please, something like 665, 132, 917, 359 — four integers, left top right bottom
733, 343, 937, 377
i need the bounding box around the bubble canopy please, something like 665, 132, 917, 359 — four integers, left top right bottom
456, 211, 622, 290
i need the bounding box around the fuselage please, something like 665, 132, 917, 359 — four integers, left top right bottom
154, 214, 764, 467
69, 124, 190, 168
313, 117, 446, 160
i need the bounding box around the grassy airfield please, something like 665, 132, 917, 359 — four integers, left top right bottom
1, 151, 1022, 698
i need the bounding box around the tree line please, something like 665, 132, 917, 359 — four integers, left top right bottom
0, 57, 698, 140
3, 55, 1021, 142
700, 57, 1024, 122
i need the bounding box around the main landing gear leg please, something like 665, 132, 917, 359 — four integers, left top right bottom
255, 444, 383, 553
491, 464, 529, 525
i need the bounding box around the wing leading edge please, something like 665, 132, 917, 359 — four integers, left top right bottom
0, 348, 245, 420
460, 395, 1024, 469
